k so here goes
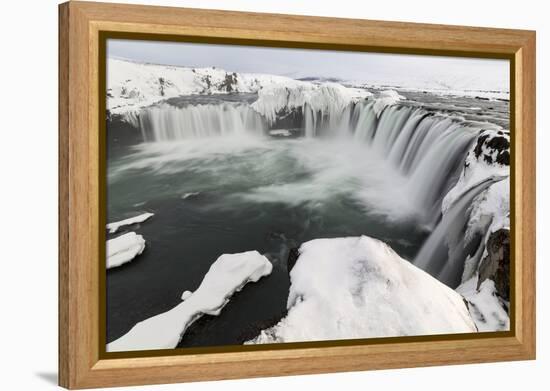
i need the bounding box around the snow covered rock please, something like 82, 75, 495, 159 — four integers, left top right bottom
442, 128, 510, 283
107, 251, 273, 352
457, 277, 509, 332
106, 232, 146, 269
473, 129, 510, 166
106, 212, 154, 234
443, 129, 509, 213
248, 236, 476, 344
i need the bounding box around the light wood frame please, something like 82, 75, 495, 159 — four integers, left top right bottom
59, 1, 536, 389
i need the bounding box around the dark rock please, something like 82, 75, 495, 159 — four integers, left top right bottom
157, 77, 173, 96
287, 247, 300, 273
487, 135, 510, 151
220, 72, 238, 92
473, 131, 510, 166
477, 229, 510, 301
473, 133, 490, 159
496, 150, 510, 165
234, 311, 288, 344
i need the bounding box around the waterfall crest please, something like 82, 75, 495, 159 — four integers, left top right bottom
127, 98, 504, 287
138, 103, 267, 141
133, 100, 483, 225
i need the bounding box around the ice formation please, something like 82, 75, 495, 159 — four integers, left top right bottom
371, 90, 405, 117
107, 251, 273, 352
250, 82, 372, 125
442, 129, 510, 282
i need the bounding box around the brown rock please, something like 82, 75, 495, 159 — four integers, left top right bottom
477, 229, 510, 301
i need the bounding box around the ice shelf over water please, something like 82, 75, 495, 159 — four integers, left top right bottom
248, 236, 476, 344
107, 251, 273, 352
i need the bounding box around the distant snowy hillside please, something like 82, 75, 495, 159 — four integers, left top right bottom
107, 58, 507, 118
248, 236, 476, 344
107, 58, 295, 114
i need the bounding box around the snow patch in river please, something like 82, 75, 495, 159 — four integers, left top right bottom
107, 232, 146, 269
107, 212, 154, 233
107, 251, 272, 352
247, 236, 476, 344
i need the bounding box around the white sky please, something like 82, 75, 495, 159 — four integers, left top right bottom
107, 39, 510, 91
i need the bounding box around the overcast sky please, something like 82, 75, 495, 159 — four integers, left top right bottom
107, 39, 509, 91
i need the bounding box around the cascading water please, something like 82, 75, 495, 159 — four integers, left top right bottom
412, 177, 503, 288
133, 101, 479, 226
137, 103, 267, 141
300, 102, 480, 225
126, 95, 499, 288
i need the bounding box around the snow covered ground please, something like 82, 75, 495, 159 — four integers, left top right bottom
107, 251, 273, 352
107, 58, 294, 115
106, 212, 154, 233
248, 236, 476, 344
106, 232, 146, 269
107, 58, 508, 120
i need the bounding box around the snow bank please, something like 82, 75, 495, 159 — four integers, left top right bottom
456, 277, 509, 331
107, 58, 294, 115
248, 236, 476, 344
107, 251, 273, 352
251, 82, 372, 124
107, 232, 146, 269
106, 212, 154, 233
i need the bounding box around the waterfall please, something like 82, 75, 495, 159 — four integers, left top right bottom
302, 102, 479, 224
124, 96, 502, 288
132, 99, 481, 227
137, 103, 267, 141
412, 178, 500, 287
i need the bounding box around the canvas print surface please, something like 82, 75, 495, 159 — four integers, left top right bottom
105, 39, 511, 353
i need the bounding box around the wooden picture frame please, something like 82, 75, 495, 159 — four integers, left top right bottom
59, 1, 536, 389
